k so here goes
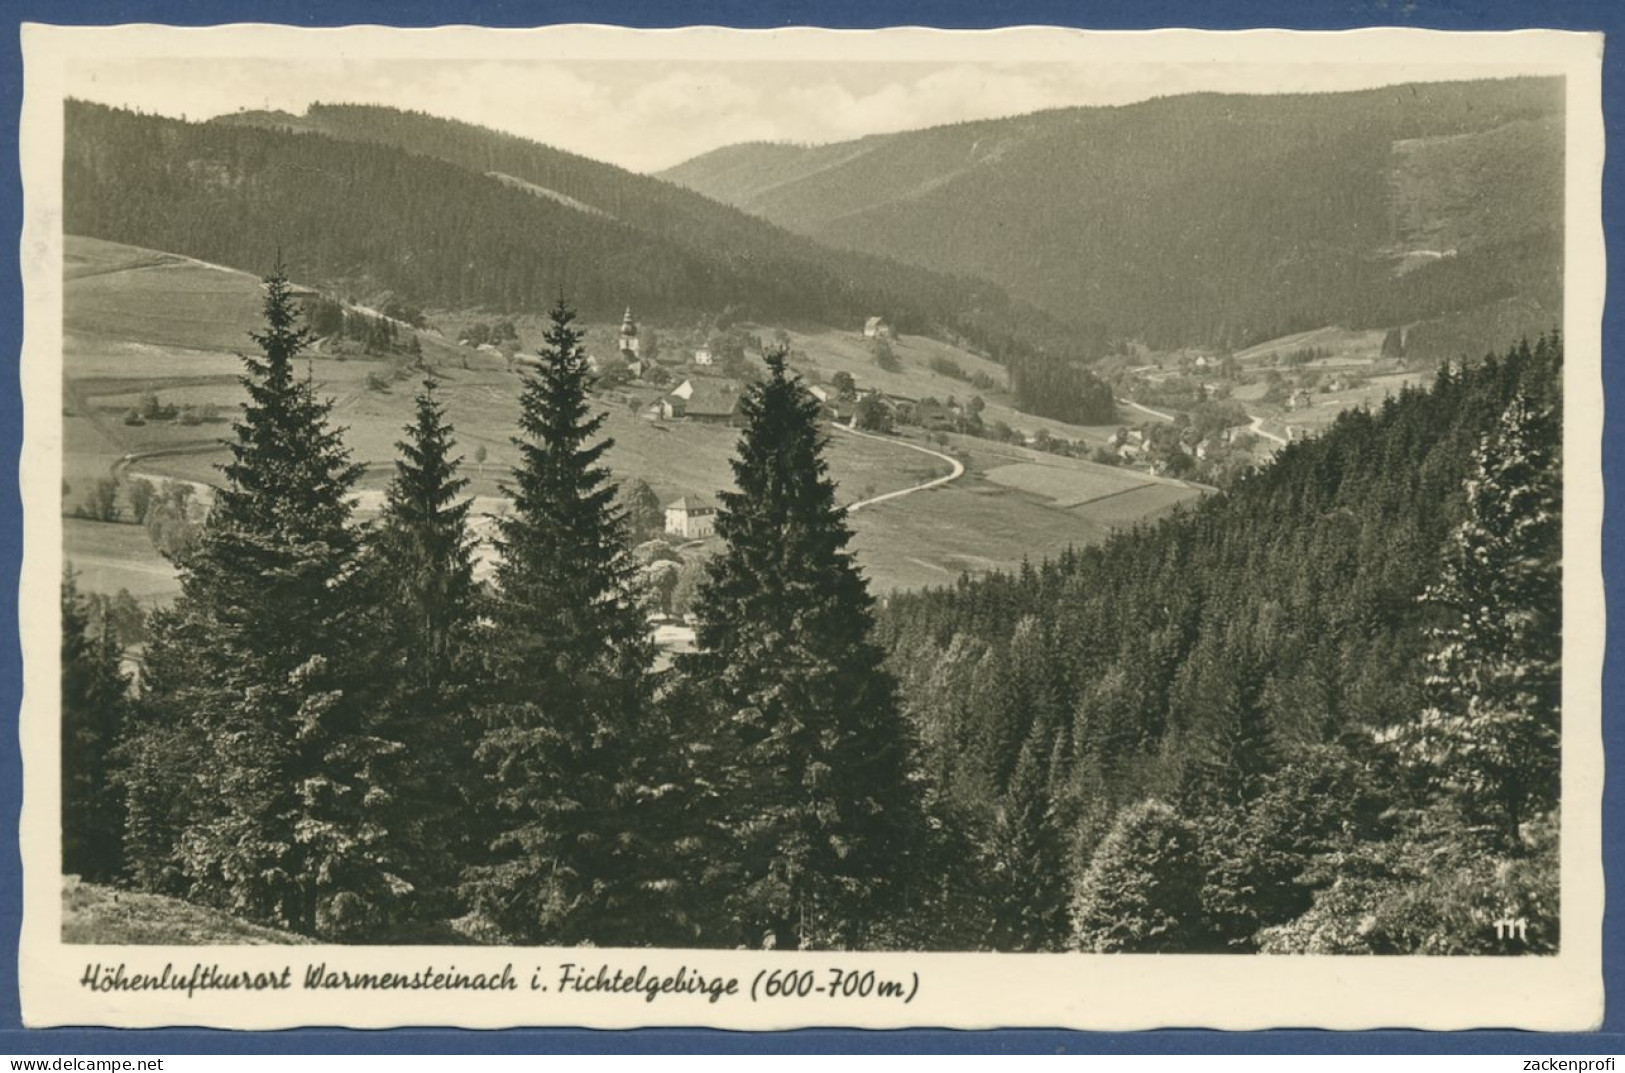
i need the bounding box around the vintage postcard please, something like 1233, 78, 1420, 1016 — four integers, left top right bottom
16, 23, 1606, 1031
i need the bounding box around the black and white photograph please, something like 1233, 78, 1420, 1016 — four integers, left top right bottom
17, 23, 1606, 1031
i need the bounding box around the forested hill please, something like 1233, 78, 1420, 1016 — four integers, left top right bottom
64, 101, 1072, 359
664, 78, 1564, 354
877, 336, 1562, 952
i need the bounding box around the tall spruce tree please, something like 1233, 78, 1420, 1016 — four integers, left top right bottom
133, 260, 393, 937
980, 708, 1071, 951
1406, 355, 1562, 850
465, 298, 676, 946
681, 348, 922, 950
61, 569, 129, 882
361, 377, 480, 928
1181, 651, 1277, 812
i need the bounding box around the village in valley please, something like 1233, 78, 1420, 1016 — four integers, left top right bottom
59, 235, 1201, 651
60, 225, 1447, 679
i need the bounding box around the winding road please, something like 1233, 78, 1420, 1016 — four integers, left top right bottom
830, 423, 966, 514
1246, 414, 1288, 447
1117, 392, 1286, 450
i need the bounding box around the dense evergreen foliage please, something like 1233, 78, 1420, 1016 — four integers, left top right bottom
358, 378, 482, 929
122, 264, 398, 938
879, 335, 1564, 951
677, 351, 924, 949
61, 570, 130, 883
1008, 354, 1117, 425
462, 301, 682, 946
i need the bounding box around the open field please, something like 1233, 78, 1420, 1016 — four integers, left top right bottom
63, 518, 181, 601
1269, 369, 1434, 436
63, 878, 311, 945
1233, 325, 1390, 367
845, 433, 1204, 592
983, 459, 1151, 508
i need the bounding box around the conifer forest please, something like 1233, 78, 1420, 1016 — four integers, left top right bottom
61, 262, 1564, 953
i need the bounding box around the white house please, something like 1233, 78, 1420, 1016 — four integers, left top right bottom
664, 495, 718, 540
694, 346, 714, 367
864, 316, 893, 340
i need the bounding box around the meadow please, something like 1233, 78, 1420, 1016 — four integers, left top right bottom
63, 517, 181, 601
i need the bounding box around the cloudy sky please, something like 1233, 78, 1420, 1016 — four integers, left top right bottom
65, 56, 1558, 173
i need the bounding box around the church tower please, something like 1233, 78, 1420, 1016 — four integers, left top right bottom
618, 307, 640, 359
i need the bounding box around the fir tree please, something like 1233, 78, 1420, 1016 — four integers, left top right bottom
681, 348, 923, 950
136, 259, 390, 937
981, 708, 1071, 951
361, 377, 480, 927
466, 298, 676, 946
61, 569, 129, 882
1070, 799, 1207, 952
1181, 652, 1277, 812
1406, 366, 1562, 850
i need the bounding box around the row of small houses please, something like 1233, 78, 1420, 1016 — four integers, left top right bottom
644, 374, 962, 433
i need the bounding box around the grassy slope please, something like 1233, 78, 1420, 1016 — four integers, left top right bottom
62, 879, 312, 945
63, 518, 181, 601
62, 235, 1199, 597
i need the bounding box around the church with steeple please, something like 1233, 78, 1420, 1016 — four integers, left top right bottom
618, 307, 640, 360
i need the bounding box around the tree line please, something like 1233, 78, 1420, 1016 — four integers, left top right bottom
63, 266, 922, 947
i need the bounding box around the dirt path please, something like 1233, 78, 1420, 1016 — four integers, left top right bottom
1117, 397, 1176, 423
831, 424, 966, 514
1247, 413, 1288, 447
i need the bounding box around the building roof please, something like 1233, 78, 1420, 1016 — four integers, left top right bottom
683, 380, 741, 418
865, 315, 888, 330
666, 495, 716, 513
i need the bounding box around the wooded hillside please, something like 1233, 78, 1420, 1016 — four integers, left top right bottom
665, 79, 1564, 355
64, 101, 1075, 364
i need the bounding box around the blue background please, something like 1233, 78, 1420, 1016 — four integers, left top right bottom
0, 0, 1618, 1055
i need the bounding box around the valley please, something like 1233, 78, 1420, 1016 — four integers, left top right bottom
61, 235, 1204, 605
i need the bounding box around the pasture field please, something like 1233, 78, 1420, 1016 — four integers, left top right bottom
1072, 482, 1201, 529
63, 518, 180, 601
982, 459, 1153, 508
66, 237, 272, 352
1272, 370, 1432, 435
845, 435, 1203, 593
1233, 325, 1390, 367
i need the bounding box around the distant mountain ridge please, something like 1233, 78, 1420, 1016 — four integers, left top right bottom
64, 101, 1076, 362
662, 79, 1564, 354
